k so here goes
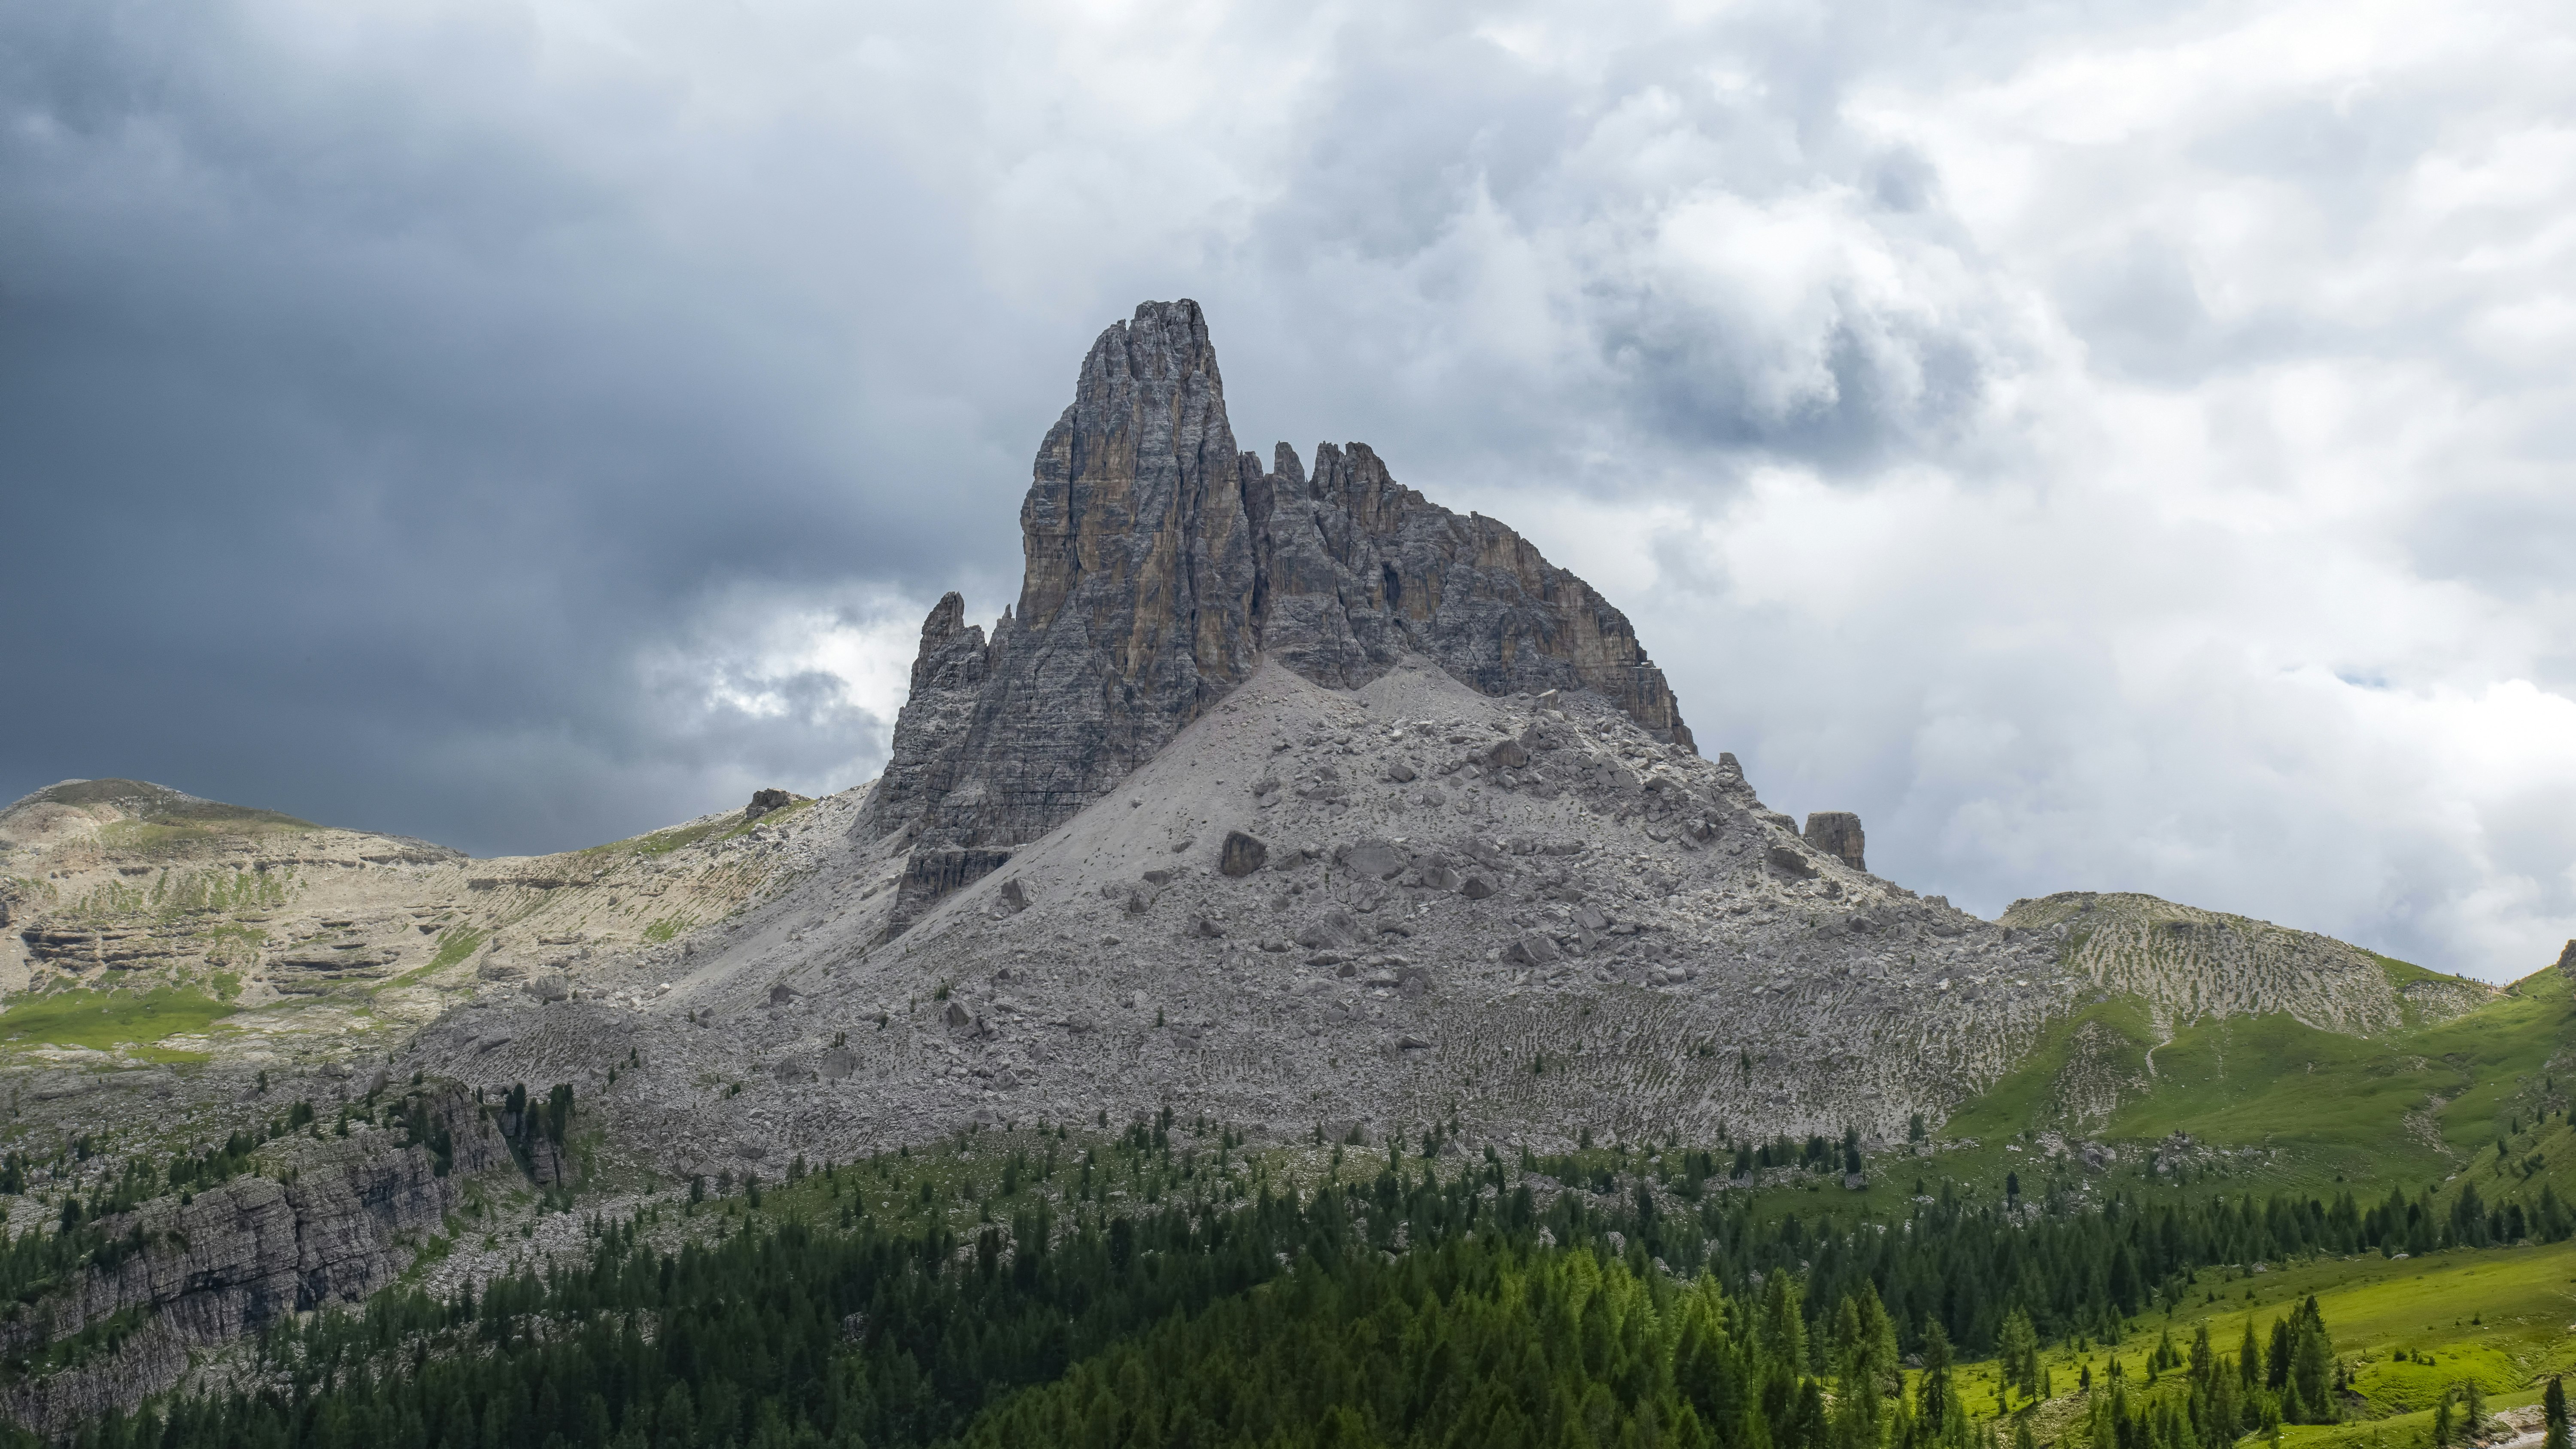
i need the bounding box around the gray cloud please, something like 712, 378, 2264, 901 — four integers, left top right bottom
4, 0, 2571, 978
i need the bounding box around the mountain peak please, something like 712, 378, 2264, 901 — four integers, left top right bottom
861, 300, 1691, 854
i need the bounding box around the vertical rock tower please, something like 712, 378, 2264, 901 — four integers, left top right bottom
861, 299, 1693, 858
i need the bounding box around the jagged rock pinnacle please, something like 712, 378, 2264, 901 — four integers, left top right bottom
861, 299, 1694, 853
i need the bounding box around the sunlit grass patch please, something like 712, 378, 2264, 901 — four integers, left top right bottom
0, 987, 233, 1060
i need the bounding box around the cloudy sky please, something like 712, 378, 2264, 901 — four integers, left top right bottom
5, 0, 2571, 981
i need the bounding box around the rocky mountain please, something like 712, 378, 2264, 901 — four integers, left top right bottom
8, 303, 2503, 1169
859, 301, 1688, 867
0, 776, 837, 1069
404, 301, 2497, 1179
0, 298, 2537, 1427
0, 1087, 507, 1437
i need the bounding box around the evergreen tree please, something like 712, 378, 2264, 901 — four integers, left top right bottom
1920, 1319, 1970, 1449
2545, 1377, 2569, 1449
2289, 1294, 2336, 1423
1997, 1307, 2042, 1404
1857, 1279, 1903, 1397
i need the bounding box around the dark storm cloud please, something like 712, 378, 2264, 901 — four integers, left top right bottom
0, 1, 1063, 853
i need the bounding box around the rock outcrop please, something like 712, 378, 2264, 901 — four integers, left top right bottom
858, 306, 1261, 853
0, 1087, 510, 1435
1999, 891, 2496, 1036
859, 299, 1693, 858
1254, 440, 1690, 746
1804, 812, 1865, 871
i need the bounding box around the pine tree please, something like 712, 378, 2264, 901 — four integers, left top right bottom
1760, 1268, 1810, 1371
2545, 1377, 2569, 1449
1998, 1308, 2042, 1404
1859, 1280, 1903, 1397
2289, 1296, 2335, 1423
1920, 1319, 1970, 1449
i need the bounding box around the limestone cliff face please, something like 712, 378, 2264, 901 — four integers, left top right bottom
862, 302, 1261, 850
0, 1088, 510, 1435
861, 299, 1692, 855
1255, 440, 1692, 746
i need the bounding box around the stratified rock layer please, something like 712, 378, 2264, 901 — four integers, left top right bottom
860, 299, 1693, 854
0, 1089, 509, 1436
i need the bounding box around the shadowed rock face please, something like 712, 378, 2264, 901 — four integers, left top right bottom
860, 302, 1261, 851
1804, 812, 1866, 871
862, 299, 1692, 851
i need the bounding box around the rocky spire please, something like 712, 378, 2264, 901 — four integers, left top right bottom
861, 301, 1261, 848
861, 300, 1696, 854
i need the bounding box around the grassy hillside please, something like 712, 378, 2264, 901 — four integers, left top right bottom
1904, 966, 2572, 1238
1961, 1239, 2576, 1446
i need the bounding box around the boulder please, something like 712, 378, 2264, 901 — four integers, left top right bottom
1294, 910, 1363, 950
1337, 839, 1408, 880
1219, 831, 1268, 877
1765, 844, 1817, 879
744, 788, 795, 820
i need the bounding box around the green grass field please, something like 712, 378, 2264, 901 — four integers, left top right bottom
0, 986, 233, 1060
1927, 1240, 2576, 1445
1896, 968, 2575, 1225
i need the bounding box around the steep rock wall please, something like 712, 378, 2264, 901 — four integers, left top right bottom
860, 299, 1693, 857
0, 1087, 511, 1435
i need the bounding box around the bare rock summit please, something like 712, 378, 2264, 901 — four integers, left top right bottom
859, 299, 1691, 856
